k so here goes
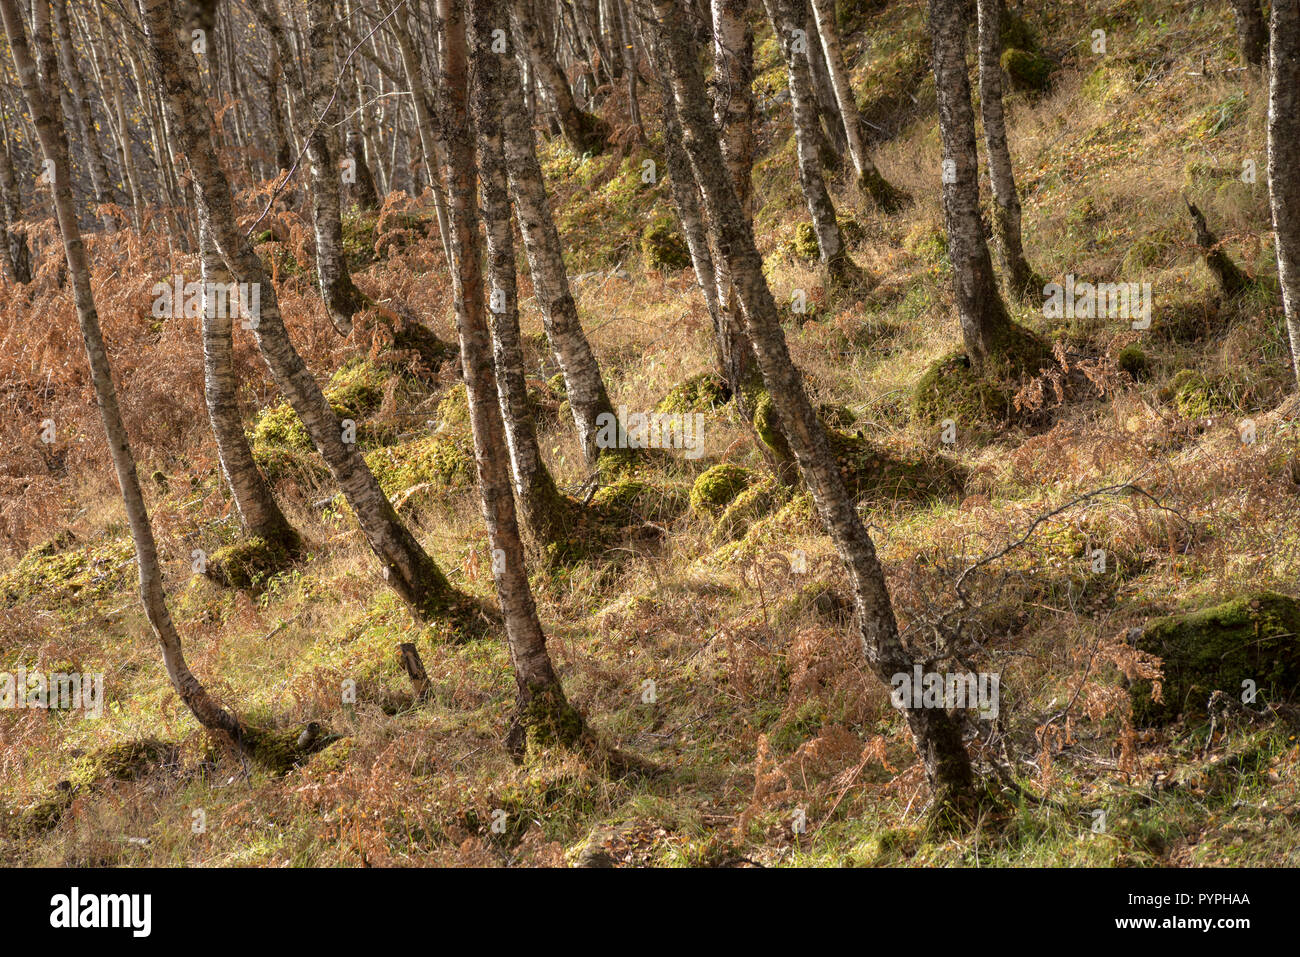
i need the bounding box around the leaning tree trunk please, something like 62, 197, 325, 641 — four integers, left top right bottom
198, 216, 301, 550
646, 0, 977, 818
449, 0, 585, 750
808, 0, 904, 211
976, 0, 1038, 300
762, 0, 859, 286
1269, 0, 1300, 387
472, 0, 573, 547
0, 0, 242, 741
1231, 0, 1269, 71
511, 0, 602, 154
139, 0, 466, 623
499, 46, 619, 470
929, 0, 1013, 371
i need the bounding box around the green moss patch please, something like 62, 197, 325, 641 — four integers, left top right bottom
205, 532, 301, 591
1001, 48, 1053, 92
654, 373, 731, 414
689, 464, 756, 516
1133, 592, 1300, 726
591, 479, 689, 525
912, 327, 1053, 435
365, 432, 476, 499
1, 535, 135, 608
641, 215, 691, 271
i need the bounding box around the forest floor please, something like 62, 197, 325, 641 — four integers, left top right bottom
3, 0, 1300, 866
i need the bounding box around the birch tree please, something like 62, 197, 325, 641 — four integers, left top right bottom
808, 0, 905, 212
976, 0, 1039, 300
1269, 0, 1300, 387
139, 0, 470, 624
646, 0, 977, 817
0, 0, 242, 741
446, 0, 587, 748
929, 0, 1017, 371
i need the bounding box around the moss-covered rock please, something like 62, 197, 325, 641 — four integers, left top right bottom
1166, 369, 1233, 419
205, 531, 301, 590
591, 479, 689, 525
654, 372, 731, 414
641, 215, 691, 271
251, 359, 390, 451
14, 739, 181, 835
793, 222, 821, 262
1132, 592, 1300, 726
690, 464, 756, 516
1, 535, 135, 608
711, 478, 788, 545
912, 326, 1053, 435
1001, 47, 1052, 91
1116, 344, 1149, 379
365, 432, 476, 499
754, 391, 963, 502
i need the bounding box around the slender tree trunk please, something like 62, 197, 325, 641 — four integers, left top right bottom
809, 0, 904, 211
929, 0, 1013, 371
345, 129, 381, 211
708, 0, 763, 406
512, 0, 603, 154
140, 0, 466, 623
50, 0, 114, 225
0, 120, 31, 282
762, 0, 859, 285
267, 44, 293, 173
198, 216, 301, 548
472, 0, 572, 546
390, 4, 455, 265
1269, 0, 1300, 387
0, 0, 242, 741
303, 0, 364, 334
802, 2, 848, 156
1231, 0, 1269, 70
498, 48, 618, 469
977, 0, 1038, 299
450, 0, 584, 749
646, 0, 977, 817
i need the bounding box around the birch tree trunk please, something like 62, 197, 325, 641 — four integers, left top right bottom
929, 0, 1014, 371
762, 0, 860, 286
1269, 0, 1300, 387
976, 0, 1038, 299
0, 0, 243, 741
51, 0, 114, 225
512, 0, 604, 154
303, 0, 364, 334
646, 0, 977, 818
498, 43, 619, 469
808, 0, 905, 211
472, 0, 573, 546
708, 0, 764, 411
0, 121, 31, 282
448, 0, 585, 749
139, 0, 467, 624
198, 216, 301, 549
